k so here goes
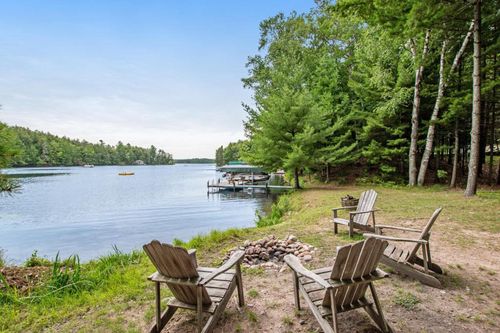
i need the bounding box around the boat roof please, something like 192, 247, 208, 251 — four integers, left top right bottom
217, 164, 265, 173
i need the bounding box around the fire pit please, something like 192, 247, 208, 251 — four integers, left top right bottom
225, 235, 315, 268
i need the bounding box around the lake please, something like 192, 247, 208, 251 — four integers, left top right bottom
0, 164, 276, 263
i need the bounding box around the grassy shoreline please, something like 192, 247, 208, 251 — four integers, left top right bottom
1, 185, 499, 332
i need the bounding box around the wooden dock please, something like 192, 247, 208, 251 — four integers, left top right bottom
207, 180, 293, 193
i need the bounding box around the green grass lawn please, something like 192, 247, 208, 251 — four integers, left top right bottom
1, 184, 499, 332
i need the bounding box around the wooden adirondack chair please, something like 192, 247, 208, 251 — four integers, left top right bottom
363, 207, 444, 288
284, 238, 393, 333
333, 189, 378, 237
143, 240, 245, 333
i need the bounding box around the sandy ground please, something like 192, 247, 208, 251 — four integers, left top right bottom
121, 215, 499, 333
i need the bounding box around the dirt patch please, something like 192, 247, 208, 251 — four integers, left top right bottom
0, 266, 49, 293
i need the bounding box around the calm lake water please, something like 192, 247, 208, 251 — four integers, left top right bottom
0, 164, 275, 263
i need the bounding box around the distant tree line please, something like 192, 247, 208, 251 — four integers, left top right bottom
0, 122, 19, 192
3, 124, 174, 167
215, 140, 246, 166
174, 158, 215, 164
240, 0, 499, 193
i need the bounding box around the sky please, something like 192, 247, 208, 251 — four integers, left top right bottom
0, 0, 314, 159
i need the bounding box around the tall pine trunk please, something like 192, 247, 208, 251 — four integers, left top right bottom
294, 167, 301, 189
488, 54, 496, 185
465, 0, 482, 197
408, 30, 431, 186
417, 40, 447, 185
450, 120, 459, 188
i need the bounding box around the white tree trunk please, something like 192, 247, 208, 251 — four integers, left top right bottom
417, 40, 448, 186
417, 22, 474, 186
408, 30, 431, 186
465, 0, 482, 197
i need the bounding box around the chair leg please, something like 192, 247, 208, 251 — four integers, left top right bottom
348, 222, 353, 238
293, 272, 301, 310
333, 211, 338, 234
148, 306, 177, 333
197, 286, 204, 333
329, 290, 338, 333
236, 263, 245, 307
155, 282, 161, 333
367, 283, 389, 332
422, 244, 429, 273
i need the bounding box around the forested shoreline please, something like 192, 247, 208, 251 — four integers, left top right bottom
232, 0, 498, 193
1, 123, 174, 167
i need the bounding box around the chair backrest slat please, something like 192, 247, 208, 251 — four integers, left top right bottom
144, 240, 199, 278
323, 238, 388, 307
353, 189, 378, 225
144, 240, 211, 305
408, 208, 442, 259
330, 246, 352, 280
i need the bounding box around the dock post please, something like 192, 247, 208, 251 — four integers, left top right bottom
233, 182, 236, 192
265, 182, 269, 194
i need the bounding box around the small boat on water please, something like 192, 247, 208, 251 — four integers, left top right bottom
118, 172, 135, 176
83, 164, 94, 168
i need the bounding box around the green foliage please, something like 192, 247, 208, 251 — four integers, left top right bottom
242, 1, 499, 185
247, 289, 259, 298
215, 141, 247, 166
0, 122, 18, 168
393, 289, 420, 310
24, 250, 52, 267
6, 124, 174, 167
437, 169, 448, 182
0, 175, 20, 194
0, 248, 6, 267
173, 228, 246, 250
255, 194, 291, 227
215, 145, 224, 166
0, 122, 20, 193
47, 253, 83, 294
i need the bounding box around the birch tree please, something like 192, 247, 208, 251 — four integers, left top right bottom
408, 30, 430, 186
417, 22, 474, 185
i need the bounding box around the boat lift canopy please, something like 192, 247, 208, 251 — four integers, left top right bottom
216, 164, 265, 174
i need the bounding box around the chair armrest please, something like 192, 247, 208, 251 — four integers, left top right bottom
332, 206, 357, 212
350, 209, 378, 216
148, 271, 202, 285
284, 254, 331, 289
201, 250, 244, 285
364, 233, 428, 244
375, 225, 421, 233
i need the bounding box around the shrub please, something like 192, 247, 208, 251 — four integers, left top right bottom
393, 289, 420, 309
47, 253, 86, 294
24, 250, 52, 267
437, 169, 448, 182
255, 194, 290, 227
0, 248, 5, 267
173, 228, 244, 249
